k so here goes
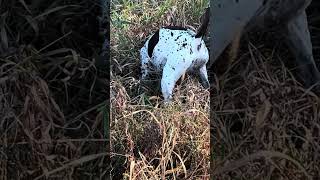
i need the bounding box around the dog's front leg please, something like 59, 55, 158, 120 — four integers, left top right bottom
161, 57, 192, 102
282, 11, 320, 87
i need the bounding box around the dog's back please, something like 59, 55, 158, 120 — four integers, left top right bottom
141, 26, 208, 69
140, 16, 210, 101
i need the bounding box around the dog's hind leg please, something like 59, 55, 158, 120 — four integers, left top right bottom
209, 0, 264, 67
282, 11, 320, 87
140, 46, 150, 80
199, 65, 210, 89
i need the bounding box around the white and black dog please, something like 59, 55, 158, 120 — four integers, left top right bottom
140, 8, 210, 102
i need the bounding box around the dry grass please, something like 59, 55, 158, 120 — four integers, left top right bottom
211, 3, 320, 178
1, 0, 319, 179
0, 0, 108, 179
110, 0, 210, 179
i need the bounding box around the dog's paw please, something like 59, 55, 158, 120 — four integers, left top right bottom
162, 99, 174, 108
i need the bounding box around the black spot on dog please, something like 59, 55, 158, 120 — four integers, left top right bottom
197, 43, 202, 51
190, 48, 193, 54
175, 35, 182, 41
172, 67, 175, 70
182, 43, 187, 47
163, 26, 187, 31
148, 30, 160, 57
171, 32, 173, 36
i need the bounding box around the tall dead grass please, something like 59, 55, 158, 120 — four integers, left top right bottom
110, 0, 210, 179
0, 0, 108, 179
211, 11, 320, 177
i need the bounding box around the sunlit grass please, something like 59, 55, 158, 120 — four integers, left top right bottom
110, 0, 209, 179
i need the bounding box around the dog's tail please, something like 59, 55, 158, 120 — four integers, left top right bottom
195, 7, 209, 38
